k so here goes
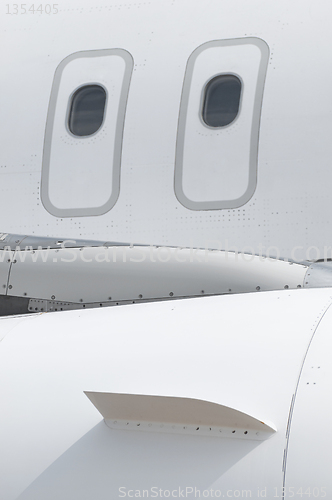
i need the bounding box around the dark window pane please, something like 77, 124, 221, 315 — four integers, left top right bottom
68, 85, 106, 137
202, 75, 241, 127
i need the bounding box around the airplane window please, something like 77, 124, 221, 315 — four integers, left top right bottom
202, 74, 241, 127
68, 84, 106, 136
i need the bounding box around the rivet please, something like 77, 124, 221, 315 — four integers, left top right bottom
108, 297, 112, 300
23, 292, 27, 296
51, 295, 55, 300
8, 285, 12, 289
284, 285, 289, 289
80, 299, 83, 302
256, 286, 260, 291
169, 292, 174, 297
297, 285, 301, 288
138, 294, 143, 299
201, 290, 205, 294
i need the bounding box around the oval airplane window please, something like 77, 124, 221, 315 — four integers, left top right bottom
202, 74, 242, 127
68, 84, 107, 137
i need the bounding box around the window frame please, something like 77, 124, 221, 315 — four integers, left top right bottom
174, 37, 270, 211
41, 48, 134, 218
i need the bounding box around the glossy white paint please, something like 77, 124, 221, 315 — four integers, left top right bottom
4, 246, 307, 302
2, 1, 332, 499
1, 0, 332, 260
285, 301, 332, 498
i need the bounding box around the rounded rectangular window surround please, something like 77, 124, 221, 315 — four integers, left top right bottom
41, 49, 133, 217
175, 38, 269, 210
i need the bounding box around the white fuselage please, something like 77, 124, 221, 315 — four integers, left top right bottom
1, 0, 331, 261
1, 1, 332, 499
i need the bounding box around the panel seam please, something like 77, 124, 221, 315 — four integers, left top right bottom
281, 296, 332, 498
